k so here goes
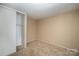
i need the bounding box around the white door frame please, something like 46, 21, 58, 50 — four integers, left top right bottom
16, 11, 27, 49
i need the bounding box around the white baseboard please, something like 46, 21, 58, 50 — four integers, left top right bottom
38, 40, 79, 53
57, 45, 79, 53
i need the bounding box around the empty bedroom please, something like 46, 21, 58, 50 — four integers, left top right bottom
0, 3, 79, 56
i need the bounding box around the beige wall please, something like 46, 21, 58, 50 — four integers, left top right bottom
27, 17, 37, 43
37, 10, 79, 50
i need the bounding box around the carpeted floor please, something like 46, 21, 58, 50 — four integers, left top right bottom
11, 40, 78, 56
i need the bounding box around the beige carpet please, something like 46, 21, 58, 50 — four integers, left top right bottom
12, 40, 78, 56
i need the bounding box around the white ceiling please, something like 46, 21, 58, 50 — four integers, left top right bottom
1, 3, 79, 20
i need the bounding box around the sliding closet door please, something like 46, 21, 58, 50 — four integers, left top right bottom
0, 6, 16, 56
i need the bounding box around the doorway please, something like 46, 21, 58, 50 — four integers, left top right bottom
16, 12, 25, 51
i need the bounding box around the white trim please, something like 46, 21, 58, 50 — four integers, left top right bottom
23, 14, 27, 48
39, 40, 79, 53
54, 44, 79, 53
0, 4, 15, 11
16, 11, 27, 48
61, 46, 79, 53
0, 4, 25, 15
16, 10, 26, 15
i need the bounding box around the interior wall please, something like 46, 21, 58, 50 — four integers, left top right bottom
27, 17, 37, 43
0, 6, 16, 55
37, 10, 79, 50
